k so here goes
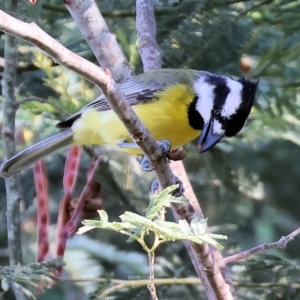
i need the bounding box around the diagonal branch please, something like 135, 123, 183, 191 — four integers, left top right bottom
224, 227, 300, 264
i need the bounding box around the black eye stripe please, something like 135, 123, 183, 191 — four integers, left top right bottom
203, 72, 230, 111
213, 84, 230, 111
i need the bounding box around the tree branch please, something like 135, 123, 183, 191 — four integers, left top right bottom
2, 12, 22, 267
136, 0, 162, 71
64, 0, 134, 82
224, 227, 300, 264
2, 1, 26, 299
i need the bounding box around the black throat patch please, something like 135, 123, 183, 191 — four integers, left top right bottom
187, 96, 204, 130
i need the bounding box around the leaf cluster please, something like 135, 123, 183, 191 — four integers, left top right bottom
233, 254, 300, 300
78, 185, 227, 252
0, 258, 64, 299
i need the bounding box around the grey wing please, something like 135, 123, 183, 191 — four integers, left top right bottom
56, 78, 163, 128
76, 70, 185, 112
86, 76, 165, 109
56, 69, 200, 128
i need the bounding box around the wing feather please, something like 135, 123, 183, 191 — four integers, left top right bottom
56, 69, 200, 128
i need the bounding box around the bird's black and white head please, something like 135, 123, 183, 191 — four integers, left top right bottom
192, 72, 258, 152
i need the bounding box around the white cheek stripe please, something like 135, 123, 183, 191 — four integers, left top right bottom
193, 77, 215, 123
213, 120, 225, 135
221, 78, 243, 118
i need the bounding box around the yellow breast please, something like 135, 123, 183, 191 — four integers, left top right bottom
72, 84, 201, 154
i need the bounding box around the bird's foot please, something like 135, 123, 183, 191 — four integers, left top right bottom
139, 140, 171, 172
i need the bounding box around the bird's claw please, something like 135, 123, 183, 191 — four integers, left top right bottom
140, 156, 155, 172
158, 139, 171, 156
139, 140, 171, 172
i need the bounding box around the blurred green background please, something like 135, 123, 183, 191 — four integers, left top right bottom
1, 0, 300, 299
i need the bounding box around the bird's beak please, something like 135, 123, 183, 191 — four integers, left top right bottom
198, 120, 223, 153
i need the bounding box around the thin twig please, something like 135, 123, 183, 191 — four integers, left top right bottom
57, 276, 300, 289
58, 276, 200, 285
224, 227, 300, 264
98, 278, 201, 298
57, 276, 300, 298
147, 252, 158, 300
232, 282, 300, 289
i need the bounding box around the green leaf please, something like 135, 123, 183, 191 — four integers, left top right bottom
146, 184, 179, 220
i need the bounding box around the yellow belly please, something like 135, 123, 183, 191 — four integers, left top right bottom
71, 84, 201, 154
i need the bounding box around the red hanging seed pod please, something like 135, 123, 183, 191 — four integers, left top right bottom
69, 180, 103, 219
33, 161, 49, 262
63, 146, 81, 194
55, 147, 81, 259
55, 156, 100, 276
63, 157, 100, 235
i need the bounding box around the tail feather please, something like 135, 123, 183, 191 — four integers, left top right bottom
0, 129, 73, 177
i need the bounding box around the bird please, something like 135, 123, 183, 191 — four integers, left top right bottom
0, 68, 258, 178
